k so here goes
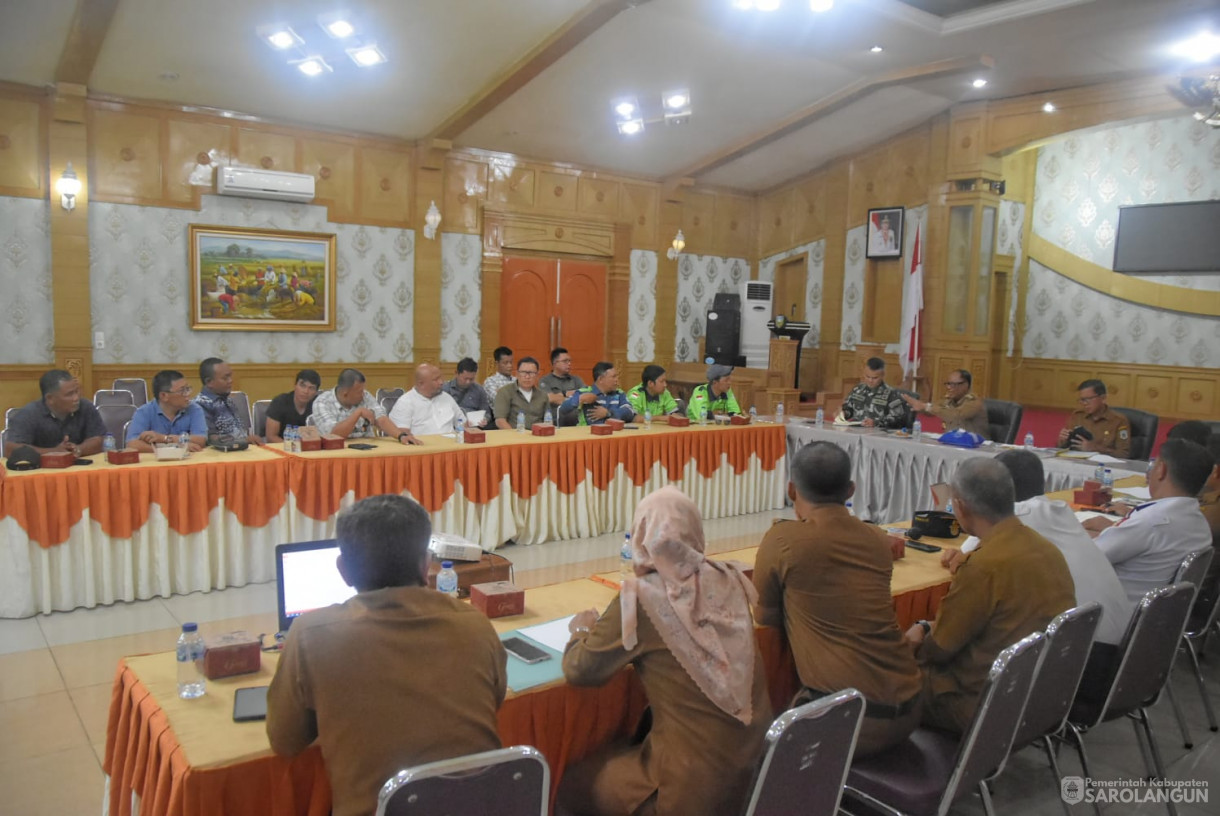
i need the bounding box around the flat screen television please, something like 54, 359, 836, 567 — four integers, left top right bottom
1113, 200, 1220, 273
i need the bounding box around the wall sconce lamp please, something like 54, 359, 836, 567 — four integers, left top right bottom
423, 200, 442, 240
57, 163, 82, 211
666, 229, 685, 260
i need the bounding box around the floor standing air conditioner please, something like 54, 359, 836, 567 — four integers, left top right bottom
740, 280, 773, 369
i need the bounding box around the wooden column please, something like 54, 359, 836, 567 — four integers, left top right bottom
608, 221, 634, 383
816, 162, 850, 393
49, 83, 92, 387
412, 140, 446, 364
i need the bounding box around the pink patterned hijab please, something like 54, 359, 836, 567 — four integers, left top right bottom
620, 486, 759, 724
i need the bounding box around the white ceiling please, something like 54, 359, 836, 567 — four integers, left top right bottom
0, 0, 1216, 191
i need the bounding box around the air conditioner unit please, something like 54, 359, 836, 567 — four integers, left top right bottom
216, 166, 316, 203
740, 280, 773, 369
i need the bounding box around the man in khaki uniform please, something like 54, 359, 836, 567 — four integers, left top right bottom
267, 495, 506, 816
905, 458, 1074, 734
754, 442, 922, 756
1058, 378, 1131, 457
901, 368, 990, 438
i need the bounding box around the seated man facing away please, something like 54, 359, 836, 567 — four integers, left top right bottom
312, 367, 415, 444
1058, 378, 1131, 457
1083, 438, 1214, 603
126, 370, 207, 453
482, 345, 514, 407
441, 357, 492, 428
686, 364, 742, 420
194, 357, 252, 443
626, 365, 682, 423
559, 361, 637, 426
905, 457, 1074, 733
4, 369, 106, 457
493, 357, 549, 430
389, 363, 463, 437
753, 441, 922, 756
539, 347, 584, 407
901, 369, 990, 438
265, 369, 321, 443
841, 357, 907, 429
267, 495, 506, 816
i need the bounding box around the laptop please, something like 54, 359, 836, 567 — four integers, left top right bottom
275, 539, 357, 633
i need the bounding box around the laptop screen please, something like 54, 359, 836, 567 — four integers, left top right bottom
275, 539, 357, 633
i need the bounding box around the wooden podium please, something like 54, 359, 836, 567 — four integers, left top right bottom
758, 338, 800, 415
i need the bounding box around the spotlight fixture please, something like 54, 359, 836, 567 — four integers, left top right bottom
613, 98, 639, 119
663, 90, 689, 110
57, 163, 81, 211
972, 78, 988, 88
666, 230, 686, 261
809, 0, 834, 11
870, 45, 884, 53
293, 56, 333, 77
424, 201, 442, 240
1042, 101, 1056, 113
318, 12, 355, 39
258, 24, 303, 50
617, 119, 644, 136
347, 44, 386, 67
1170, 31, 1220, 63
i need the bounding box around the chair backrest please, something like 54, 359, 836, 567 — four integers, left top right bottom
252, 399, 271, 438
1110, 406, 1158, 460
120, 420, 131, 449
1012, 604, 1102, 748
1, 428, 6, 454
4, 406, 15, 426
375, 746, 549, 816
97, 404, 137, 443
1172, 547, 1214, 605
377, 387, 405, 404
380, 395, 398, 416
228, 391, 253, 431
112, 378, 149, 406
742, 689, 864, 816
1188, 567, 1220, 637
93, 389, 135, 407
941, 632, 1046, 811
1092, 582, 1196, 723
984, 398, 1024, 445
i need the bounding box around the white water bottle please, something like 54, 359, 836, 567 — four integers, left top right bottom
700, 407, 708, 426
644, 409, 652, 429
176, 623, 206, 700
1103, 468, 1114, 489
436, 561, 459, 597
103, 433, 117, 453
815, 407, 824, 428
913, 419, 922, 442
749, 405, 758, 423
179, 432, 190, 450
456, 415, 465, 443
619, 534, 633, 583
846, 500, 855, 517
1024, 431, 1035, 449
544, 408, 553, 425
776, 402, 785, 425
517, 411, 526, 433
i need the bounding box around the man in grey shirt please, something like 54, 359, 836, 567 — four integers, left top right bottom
442, 358, 492, 428
538, 347, 584, 407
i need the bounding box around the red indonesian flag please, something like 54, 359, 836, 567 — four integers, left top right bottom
898, 223, 923, 381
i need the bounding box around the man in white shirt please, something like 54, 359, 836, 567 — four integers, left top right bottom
389, 363, 463, 438
1083, 439, 1214, 603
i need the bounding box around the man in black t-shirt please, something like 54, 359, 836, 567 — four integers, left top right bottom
265, 369, 322, 443
5, 369, 107, 457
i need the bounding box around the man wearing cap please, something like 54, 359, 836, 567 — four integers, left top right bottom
841, 358, 906, 429
900, 369, 990, 439
4, 369, 106, 457
687, 364, 742, 420
1057, 379, 1131, 457
559, 362, 637, 426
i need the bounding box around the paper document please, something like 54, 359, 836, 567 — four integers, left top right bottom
1088, 454, 1126, 464
516, 615, 576, 654
1058, 451, 1095, 459
465, 410, 487, 427
1114, 486, 1151, 500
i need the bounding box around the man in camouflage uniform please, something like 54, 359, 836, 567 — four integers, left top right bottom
841, 358, 906, 429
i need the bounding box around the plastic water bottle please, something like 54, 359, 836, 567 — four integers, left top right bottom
912, 419, 922, 442
1093, 464, 1105, 483
699, 407, 709, 426
176, 623, 206, 700
179, 432, 190, 450
436, 561, 459, 597
517, 411, 526, 433
544, 408, 553, 425
749, 405, 758, 423
1024, 431, 1035, 450
815, 407, 824, 428
1103, 468, 1114, 489
643, 409, 652, 429
619, 534, 633, 583
846, 500, 855, 517
455, 415, 465, 443
283, 425, 294, 453
103, 433, 117, 454
946, 498, 954, 515
776, 402, 785, 425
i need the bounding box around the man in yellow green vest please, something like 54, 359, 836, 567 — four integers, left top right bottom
687, 364, 742, 421
626, 365, 682, 423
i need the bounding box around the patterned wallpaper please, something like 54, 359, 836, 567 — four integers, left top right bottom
840, 205, 927, 352
628, 249, 657, 362
758, 239, 825, 349
674, 253, 751, 362
0, 196, 54, 364
439, 232, 482, 361
89, 196, 415, 365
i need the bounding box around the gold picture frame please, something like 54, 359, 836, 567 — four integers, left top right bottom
189, 224, 337, 331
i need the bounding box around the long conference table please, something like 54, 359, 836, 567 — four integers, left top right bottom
0, 423, 787, 618
104, 544, 957, 816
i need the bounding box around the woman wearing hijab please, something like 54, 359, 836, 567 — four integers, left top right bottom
556, 486, 771, 816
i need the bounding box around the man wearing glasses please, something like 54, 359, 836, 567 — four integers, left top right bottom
900, 369, 990, 438
126, 370, 207, 453
1058, 378, 1130, 457
494, 357, 550, 430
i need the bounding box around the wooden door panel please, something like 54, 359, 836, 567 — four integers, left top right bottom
501, 258, 557, 370
557, 260, 606, 383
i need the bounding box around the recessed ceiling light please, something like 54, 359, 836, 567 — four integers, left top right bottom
870, 45, 884, 53
664, 90, 690, 110
318, 12, 355, 39
347, 44, 386, 67
1042, 102, 1056, 113
259, 25, 302, 50
809, 0, 834, 12
614, 99, 637, 118
757, 0, 780, 10
294, 56, 332, 77
617, 119, 644, 136
972, 78, 988, 88
1170, 31, 1220, 63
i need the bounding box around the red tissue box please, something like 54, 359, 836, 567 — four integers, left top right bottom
201, 631, 261, 679
730, 414, 751, 425
41, 451, 75, 468
531, 423, 556, 437
469, 581, 525, 619
463, 428, 486, 444
888, 535, 907, 561
605, 418, 625, 431
668, 415, 690, 427
299, 437, 322, 451
107, 449, 139, 465
591, 424, 614, 436
321, 435, 345, 450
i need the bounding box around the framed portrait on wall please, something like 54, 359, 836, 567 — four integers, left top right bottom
865, 207, 904, 260
189, 225, 336, 331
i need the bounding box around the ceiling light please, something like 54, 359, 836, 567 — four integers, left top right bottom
1170, 31, 1220, 63
614, 98, 638, 119
617, 119, 644, 136
1042, 101, 1056, 113
259, 25, 302, 50
318, 12, 355, 38
294, 56, 333, 77
732, 0, 755, 8
870, 45, 884, 53
809, 0, 834, 11
757, 0, 780, 10
663, 90, 690, 110
347, 44, 386, 67
972, 78, 988, 88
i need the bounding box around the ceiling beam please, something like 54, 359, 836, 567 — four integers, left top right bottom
428, 0, 647, 141
55, 0, 122, 86
668, 54, 995, 184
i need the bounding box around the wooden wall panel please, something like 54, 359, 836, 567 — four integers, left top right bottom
235, 127, 297, 172
792, 176, 826, 246
680, 191, 715, 254
620, 182, 658, 248
90, 108, 161, 202
715, 194, 753, 259
0, 96, 45, 197
443, 157, 488, 234
577, 176, 618, 219
359, 146, 412, 223
1177, 377, 1217, 418
164, 119, 230, 204
301, 137, 356, 221
1134, 373, 1174, 416
1010, 360, 1216, 420
757, 188, 790, 257
537, 170, 577, 212
489, 162, 535, 210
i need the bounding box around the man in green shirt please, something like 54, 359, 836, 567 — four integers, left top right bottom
626, 365, 681, 422
687, 364, 742, 420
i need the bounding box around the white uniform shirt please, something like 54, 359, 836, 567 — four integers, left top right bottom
388, 388, 463, 437
1095, 496, 1212, 605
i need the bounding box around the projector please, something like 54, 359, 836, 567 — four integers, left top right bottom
428, 532, 483, 562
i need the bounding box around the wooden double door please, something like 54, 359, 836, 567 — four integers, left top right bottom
500, 257, 606, 383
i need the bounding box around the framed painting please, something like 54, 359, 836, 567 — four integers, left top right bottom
189, 224, 336, 331
865, 207, 904, 260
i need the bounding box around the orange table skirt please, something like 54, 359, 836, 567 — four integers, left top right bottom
103, 582, 949, 816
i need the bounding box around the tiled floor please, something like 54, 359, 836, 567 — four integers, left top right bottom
1, 507, 1217, 815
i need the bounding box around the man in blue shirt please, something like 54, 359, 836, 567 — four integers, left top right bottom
559, 362, 637, 426
127, 370, 207, 453
195, 357, 252, 442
